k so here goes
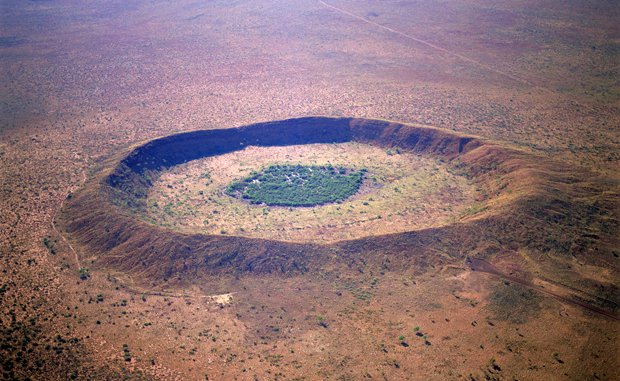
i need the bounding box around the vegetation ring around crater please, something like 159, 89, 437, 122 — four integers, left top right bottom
225, 164, 366, 207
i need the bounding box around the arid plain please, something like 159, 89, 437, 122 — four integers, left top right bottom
1, 1, 619, 380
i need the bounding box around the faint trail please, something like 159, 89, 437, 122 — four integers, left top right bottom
466, 257, 619, 321
51, 171, 86, 269
123, 283, 237, 302
318, 0, 554, 94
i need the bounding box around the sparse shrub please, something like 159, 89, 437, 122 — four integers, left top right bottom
43, 237, 57, 255
78, 267, 90, 280
122, 344, 131, 361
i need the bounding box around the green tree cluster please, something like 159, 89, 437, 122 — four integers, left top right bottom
226, 164, 365, 207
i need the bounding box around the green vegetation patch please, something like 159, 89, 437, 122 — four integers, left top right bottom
488, 282, 542, 323
226, 164, 366, 207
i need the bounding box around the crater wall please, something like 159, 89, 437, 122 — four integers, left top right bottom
58, 117, 618, 286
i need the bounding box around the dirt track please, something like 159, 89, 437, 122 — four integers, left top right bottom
317, 0, 550, 92
467, 257, 619, 321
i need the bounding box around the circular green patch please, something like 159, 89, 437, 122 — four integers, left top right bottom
226, 164, 366, 207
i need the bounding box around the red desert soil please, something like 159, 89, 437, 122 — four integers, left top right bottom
1, 1, 618, 380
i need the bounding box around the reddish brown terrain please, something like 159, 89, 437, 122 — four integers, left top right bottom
1, 1, 618, 380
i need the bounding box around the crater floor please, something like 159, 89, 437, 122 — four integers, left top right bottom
144, 142, 480, 242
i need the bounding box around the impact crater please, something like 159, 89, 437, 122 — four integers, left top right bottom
58, 117, 606, 284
